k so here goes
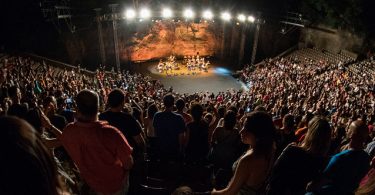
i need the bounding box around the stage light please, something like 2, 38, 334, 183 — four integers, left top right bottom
202, 10, 213, 20
237, 14, 246, 22
183, 8, 194, 19
248, 15, 255, 23
162, 8, 173, 18
139, 8, 151, 19
125, 9, 136, 19
221, 12, 231, 21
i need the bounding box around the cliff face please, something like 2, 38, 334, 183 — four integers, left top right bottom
120, 21, 220, 61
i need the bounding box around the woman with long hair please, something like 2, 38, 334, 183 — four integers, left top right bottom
212, 111, 276, 195
266, 116, 332, 195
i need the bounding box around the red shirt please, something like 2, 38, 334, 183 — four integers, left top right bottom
61, 121, 133, 194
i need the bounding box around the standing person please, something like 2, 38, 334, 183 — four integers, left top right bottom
153, 94, 186, 162
175, 98, 192, 124
58, 90, 134, 195
211, 111, 276, 195
307, 120, 371, 195
144, 103, 159, 159
99, 89, 145, 155
99, 89, 145, 194
185, 103, 209, 164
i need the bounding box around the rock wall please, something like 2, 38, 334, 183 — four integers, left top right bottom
119, 21, 220, 62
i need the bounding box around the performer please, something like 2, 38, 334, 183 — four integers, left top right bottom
157, 60, 164, 73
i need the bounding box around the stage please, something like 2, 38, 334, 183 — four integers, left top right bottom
134, 60, 248, 94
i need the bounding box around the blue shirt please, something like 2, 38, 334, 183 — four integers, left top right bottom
323, 149, 370, 194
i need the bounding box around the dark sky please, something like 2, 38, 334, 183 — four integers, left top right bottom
0, 0, 373, 55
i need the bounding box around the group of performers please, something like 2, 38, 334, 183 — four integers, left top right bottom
157, 54, 210, 75
184, 55, 210, 72
157, 55, 179, 74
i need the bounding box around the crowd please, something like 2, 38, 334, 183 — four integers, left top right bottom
0, 50, 374, 195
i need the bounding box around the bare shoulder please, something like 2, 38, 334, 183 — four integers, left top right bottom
240, 152, 267, 167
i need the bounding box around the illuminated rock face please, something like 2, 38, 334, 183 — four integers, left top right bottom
120, 21, 220, 61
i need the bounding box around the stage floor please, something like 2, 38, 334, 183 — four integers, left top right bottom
134, 61, 248, 94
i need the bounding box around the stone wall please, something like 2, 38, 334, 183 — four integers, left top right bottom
118, 21, 221, 62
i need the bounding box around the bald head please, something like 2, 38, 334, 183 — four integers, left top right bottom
76, 90, 99, 118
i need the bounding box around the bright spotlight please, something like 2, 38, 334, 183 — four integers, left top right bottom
183, 8, 194, 19
162, 8, 173, 18
248, 15, 255, 23
125, 9, 136, 19
221, 12, 231, 21
139, 8, 151, 19
202, 10, 213, 20
237, 14, 246, 22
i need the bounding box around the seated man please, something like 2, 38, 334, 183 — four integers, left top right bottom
307, 120, 370, 195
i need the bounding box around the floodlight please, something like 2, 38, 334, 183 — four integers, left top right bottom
221, 12, 231, 21
248, 15, 255, 23
202, 10, 213, 20
125, 9, 136, 19
139, 8, 151, 19
162, 8, 173, 18
183, 8, 194, 19
237, 14, 246, 22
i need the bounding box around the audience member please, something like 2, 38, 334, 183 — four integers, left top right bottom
60, 90, 134, 195
0, 116, 65, 195
212, 111, 276, 195
267, 116, 331, 195
153, 94, 186, 162
307, 120, 371, 194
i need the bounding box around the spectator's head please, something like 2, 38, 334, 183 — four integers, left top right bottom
107, 89, 125, 109
8, 86, 21, 104
43, 96, 57, 115
204, 113, 213, 125
301, 116, 332, 156
254, 105, 266, 112
348, 120, 369, 150
218, 106, 226, 118
56, 97, 66, 110
0, 116, 61, 195
280, 106, 289, 117
228, 106, 238, 115
147, 104, 158, 119
191, 103, 204, 122
299, 112, 314, 128
241, 111, 276, 156
223, 110, 237, 130
282, 114, 295, 130
163, 93, 174, 109
176, 99, 185, 112
76, 89, 99, 121
172, 186, 193, 195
